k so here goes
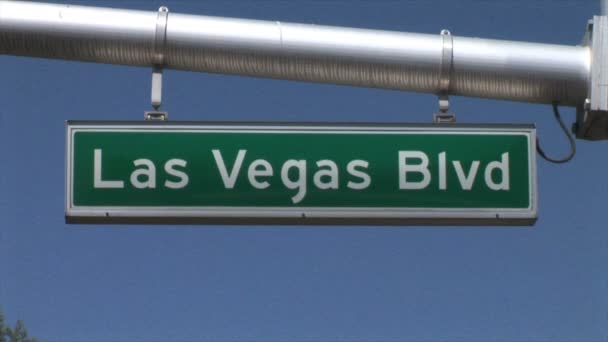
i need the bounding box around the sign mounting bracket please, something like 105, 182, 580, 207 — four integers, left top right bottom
145, 6, 169, 121
434, 29, 456, 124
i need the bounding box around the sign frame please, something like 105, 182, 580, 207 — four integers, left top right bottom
66, 121, 538, 225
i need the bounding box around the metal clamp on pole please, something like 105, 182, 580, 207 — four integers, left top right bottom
575, 15, 608, 139
434, 29, 456, 124
145, 6, 169, 121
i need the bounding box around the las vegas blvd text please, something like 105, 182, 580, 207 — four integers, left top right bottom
93, 148, 511, 204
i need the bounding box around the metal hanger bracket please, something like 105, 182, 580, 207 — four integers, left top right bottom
434, 29, 456, 124
145, 6, 169, 121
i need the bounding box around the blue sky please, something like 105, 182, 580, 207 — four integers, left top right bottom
1, 0, 606, 341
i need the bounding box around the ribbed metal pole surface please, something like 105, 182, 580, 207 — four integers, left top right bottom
0, 1, 590, 106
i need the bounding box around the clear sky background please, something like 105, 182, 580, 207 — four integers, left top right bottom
1, 0, 606, 341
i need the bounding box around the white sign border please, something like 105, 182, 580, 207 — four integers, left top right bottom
65, 122, 538, 226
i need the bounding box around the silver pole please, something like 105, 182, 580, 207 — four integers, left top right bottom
602, 0, 608, 16
0, 1, 590, 106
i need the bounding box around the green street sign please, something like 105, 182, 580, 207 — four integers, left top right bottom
66, 122, 537, 225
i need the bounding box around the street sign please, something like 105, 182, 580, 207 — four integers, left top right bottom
66, 122, 537, 225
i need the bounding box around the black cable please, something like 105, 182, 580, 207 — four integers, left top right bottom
536, 102, 576, 164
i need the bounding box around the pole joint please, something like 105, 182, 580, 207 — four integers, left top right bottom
575, 16, 608, 139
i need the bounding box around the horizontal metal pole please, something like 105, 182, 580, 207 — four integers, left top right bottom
0, 1, 590, 106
